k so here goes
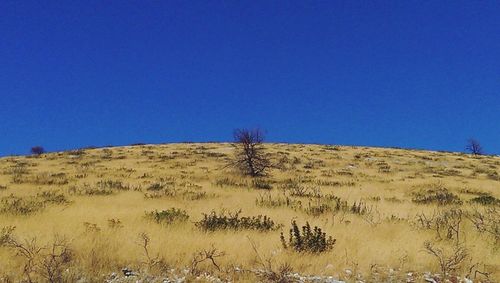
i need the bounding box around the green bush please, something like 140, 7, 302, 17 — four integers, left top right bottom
470, 195, 500, 206
196, 210, 280, 232
280, 221, 336, 253
145, 208, 189, 225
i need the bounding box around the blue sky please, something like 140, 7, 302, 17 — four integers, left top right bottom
1, 1, 499, 156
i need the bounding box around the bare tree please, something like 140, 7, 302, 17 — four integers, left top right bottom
30, 146, 45, 156
466, 138, 483, 155
230, 128, 271, 177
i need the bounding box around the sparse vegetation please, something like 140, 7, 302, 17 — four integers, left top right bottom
0, 143, 499, 281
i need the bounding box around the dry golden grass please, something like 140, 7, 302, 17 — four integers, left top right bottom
0, 143, 499, 282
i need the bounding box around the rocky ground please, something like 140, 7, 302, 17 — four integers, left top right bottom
102, 267, 481, 283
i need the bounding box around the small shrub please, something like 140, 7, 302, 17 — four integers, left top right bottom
137, 233, 169, 273
147, 182, 166, 191
252, 178, 273, 190
255, 193, 302, 210
469, 195, 500, 206
145, 208, 189, 225
0, 229, 73, 282
180, 190, 208, 200
280, 221, 336, 253
0, 226, 16, 245
143, 186, 177, 198
424, 241, 468, 276
83, 222, 101, 233
377, 162, 391, 173
0, 195, 45, 215
31, 172, 69, 185
415, 209, 464, 242
196, 210, 280, 232
350, 201, 371, 215
458, 188, 488, 196
107, 219, 123, 229
96, 179, 130, 191
9, 163, 29, 184
412, 185, 462, 205
190, 246, 225, 275
385, 196, 403, 203
68, 184, 114, 196
0, 191, 69, 215
487, 171, 500, 181
37, 191, 69, 205
304, 202, 332, 216
214, 177, 248, 188
467, 207, 500, 243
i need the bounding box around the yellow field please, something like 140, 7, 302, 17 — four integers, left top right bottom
0, 143, 499, 282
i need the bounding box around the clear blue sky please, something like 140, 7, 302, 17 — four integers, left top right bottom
1, 1, 499, 156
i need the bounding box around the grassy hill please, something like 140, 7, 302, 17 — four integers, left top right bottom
0, 143, 499, 282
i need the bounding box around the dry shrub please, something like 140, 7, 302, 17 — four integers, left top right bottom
0, 227, 73, 283
423, 241, 468, 276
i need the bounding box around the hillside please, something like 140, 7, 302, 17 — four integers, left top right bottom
0, 143, 499, 282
